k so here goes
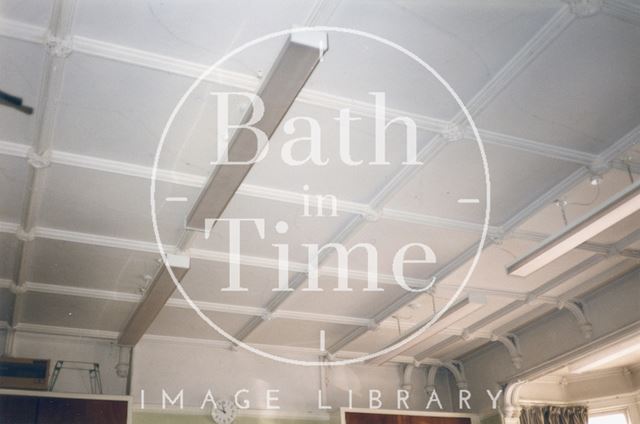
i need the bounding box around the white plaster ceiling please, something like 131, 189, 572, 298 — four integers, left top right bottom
0, 0, 639, 366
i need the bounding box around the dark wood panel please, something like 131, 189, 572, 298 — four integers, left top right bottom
0, 395, 38, 424
346, 412, 472, 424
37, 397, 127, 424
0, 395, 128, 424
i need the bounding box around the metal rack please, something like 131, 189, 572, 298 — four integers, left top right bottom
48, 360, 103, 394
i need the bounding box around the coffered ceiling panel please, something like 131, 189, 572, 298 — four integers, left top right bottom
0, 37, 46, 144
30, 238, 158, 293
0, 0, 53, 27
20, 292, 135, 332
323, 218, 478, 278
147, 306, 253, 341
73, 0, 316, 69
478, 13, 640, 154
0, 231, 19, 280
191, 195, 355, 263
0, 155, 29, 223
313, 0, 563, 119
245, 317, 358, 349
243, 102, 435, 204
53, 53, 198, 168
176, 259, 290, 308
0, 288, 14, 322
279, 277, 409, 318
38, 164, 198, 244
386, 141, 581, 226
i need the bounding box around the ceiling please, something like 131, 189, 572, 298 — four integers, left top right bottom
0, 0, 640, 366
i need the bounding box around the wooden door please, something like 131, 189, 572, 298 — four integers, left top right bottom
345, 411, 472, 424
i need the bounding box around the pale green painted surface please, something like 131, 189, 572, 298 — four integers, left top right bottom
133, 412, 330, 424
480, 414, 502, 424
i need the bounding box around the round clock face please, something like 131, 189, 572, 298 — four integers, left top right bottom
151, 27, 490, 367
211, 399, 237, 424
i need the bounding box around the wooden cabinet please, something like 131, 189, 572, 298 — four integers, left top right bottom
0, 390, 130, 424
344, 410, 476, 424
0, 395, 38, 424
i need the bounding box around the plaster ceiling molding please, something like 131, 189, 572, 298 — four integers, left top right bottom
602, 0, 640, 26
566, 0, 603, 18
44, 33, 73, 58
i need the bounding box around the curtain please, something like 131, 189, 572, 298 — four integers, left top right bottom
520, 406, 588, 424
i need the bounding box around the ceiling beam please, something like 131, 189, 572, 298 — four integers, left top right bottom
507, 180, 640, 277
5, 0, 77, 356
118, 254, 190, 346
418, 230, 640, 360
366, 294, 487, 365
118, 33, 328, 346
186, 31, 328, 231
603, 0, 640, 26
414, 256, 607, 361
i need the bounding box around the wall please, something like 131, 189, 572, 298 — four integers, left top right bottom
131, 337, 457, 418
462, 268, 640, 416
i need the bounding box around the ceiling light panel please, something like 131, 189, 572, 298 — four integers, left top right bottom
508, 181, 640, 277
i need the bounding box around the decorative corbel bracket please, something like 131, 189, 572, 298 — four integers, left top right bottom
425, 360, 468, 392
446, 360, 468, 389
425, 364, 438, 393
401, 364, 415, 391
558, 299, 593, 339
491, 333, 523, 369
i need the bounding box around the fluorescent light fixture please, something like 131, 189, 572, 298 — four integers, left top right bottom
366, 294, 486, 365
186, 32, 328, 231
507, 180, 640, 277
118, 254, 190, 346
569, 334, 640, 373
